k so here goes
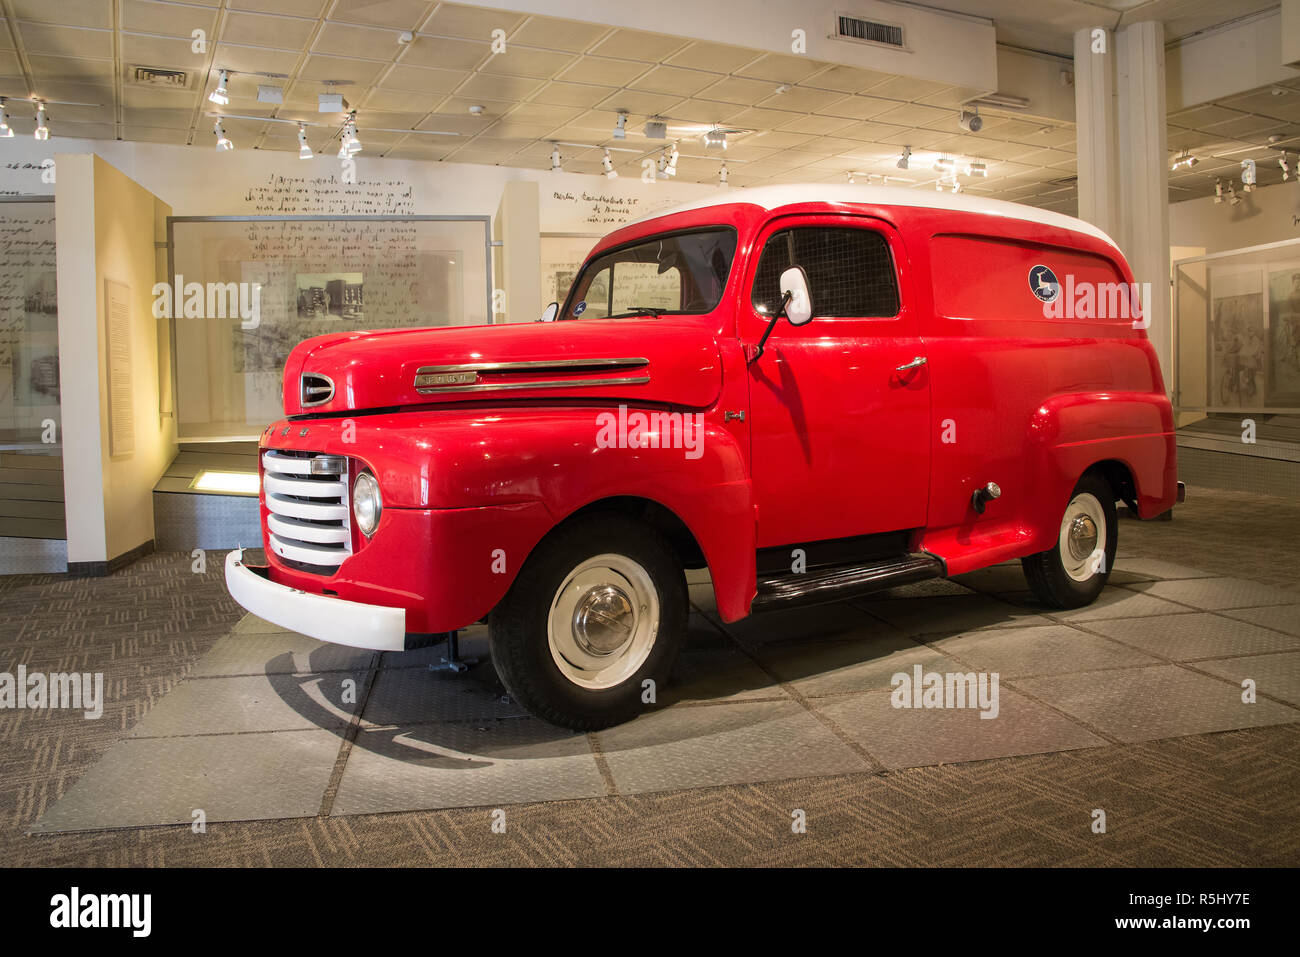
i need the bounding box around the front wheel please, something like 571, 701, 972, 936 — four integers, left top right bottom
1021, 474, 1118, 609
489, 513, 687, 731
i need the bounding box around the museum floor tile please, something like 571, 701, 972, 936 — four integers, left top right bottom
3, 486, 1299, 864
26, 545, 1300, 834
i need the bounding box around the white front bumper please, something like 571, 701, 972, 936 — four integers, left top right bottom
224, 549, 407, 652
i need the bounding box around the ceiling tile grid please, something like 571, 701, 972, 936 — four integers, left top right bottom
0, 1, 1291, 213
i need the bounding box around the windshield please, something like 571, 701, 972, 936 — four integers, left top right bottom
560, 228, 737, 320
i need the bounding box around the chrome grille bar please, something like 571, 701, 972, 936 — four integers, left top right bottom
262, 449, 351, 572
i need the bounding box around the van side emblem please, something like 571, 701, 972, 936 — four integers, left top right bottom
414, 371, 480, 388
1029, 265, 1060, 303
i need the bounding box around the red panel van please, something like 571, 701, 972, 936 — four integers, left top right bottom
227, 185, 1181, 729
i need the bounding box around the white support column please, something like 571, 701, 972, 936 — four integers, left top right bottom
1073, 27, 1119, 240
1116, 20, 1172, 387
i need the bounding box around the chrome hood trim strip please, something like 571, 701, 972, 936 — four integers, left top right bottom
414, 357, 650, 394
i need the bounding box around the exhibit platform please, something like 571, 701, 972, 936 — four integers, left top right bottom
153, 442, 260, 551
1177, 413, 1300, 497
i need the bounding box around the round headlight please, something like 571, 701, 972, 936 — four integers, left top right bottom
353, 471, 382, 538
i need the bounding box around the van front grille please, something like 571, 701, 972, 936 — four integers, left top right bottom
262, 449, 350, 573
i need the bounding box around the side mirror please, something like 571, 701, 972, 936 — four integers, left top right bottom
780, 266, 812, 326
749, 266, 814, 365
538, 301, 558, 323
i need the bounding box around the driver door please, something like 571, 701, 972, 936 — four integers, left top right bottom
742, 215, 931, 549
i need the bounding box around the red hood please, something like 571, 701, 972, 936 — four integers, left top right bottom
281, 317, 723, 416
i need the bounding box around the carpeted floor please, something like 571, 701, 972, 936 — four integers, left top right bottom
1, 486, 1297, 866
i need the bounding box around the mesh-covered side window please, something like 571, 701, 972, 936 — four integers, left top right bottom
752, 226, 900, 318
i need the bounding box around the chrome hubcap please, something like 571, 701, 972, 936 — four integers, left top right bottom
1067, 514, 1098, 561
571, 584, 634, 656
1059, 492, 1107, 583
547, 554, 660, 690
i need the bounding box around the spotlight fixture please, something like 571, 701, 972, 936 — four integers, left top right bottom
0, 99, 12, 139
337, 138, 349, 159
1240, 158, 1256, 191
664, 142, 679, 177
897, 146, 911, 170
1214, 179, 1224, 204
718, 161, 728, 185
208, 70, 230, 106
343, 112, 361, 154
702, 128, 727, 149
847, 172, 855, 184
1228, 182, 1241, 206
952, 182, 962, 194
612, 112, 628, 140
1170, 151, 1199, 171
958, 109, 982, 133
33, 103, 48, 141
1281, 153, 1293, 182
213, 119, 232, 151
297, 124, 312, 159
602, 148, 617, 179
550, 144, 562, 171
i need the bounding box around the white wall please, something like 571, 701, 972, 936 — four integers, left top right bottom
1, 137, 719, 232
55, 154, 177, 565
1170, 179, 1300, 254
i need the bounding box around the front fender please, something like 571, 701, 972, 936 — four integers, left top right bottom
263, 407, 758, 624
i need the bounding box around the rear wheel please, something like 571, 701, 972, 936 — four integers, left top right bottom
489, 513, 687, 731
1021, 474, 1117, 609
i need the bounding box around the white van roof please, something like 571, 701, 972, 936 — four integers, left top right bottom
629, 183, 1120, 254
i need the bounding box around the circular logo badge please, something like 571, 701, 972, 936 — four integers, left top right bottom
574, 300, 587, 316
1029, 264, 1059, 303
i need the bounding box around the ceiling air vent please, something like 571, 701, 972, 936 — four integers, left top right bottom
130, 66, 190, 89
835, 14, 905, 49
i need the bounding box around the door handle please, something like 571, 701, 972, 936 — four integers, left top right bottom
896, 356, 927, 372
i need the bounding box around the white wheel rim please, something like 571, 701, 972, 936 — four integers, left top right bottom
1059, 491, 1107, 583
547, 553, 660, 690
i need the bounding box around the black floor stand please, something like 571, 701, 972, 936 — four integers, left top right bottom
429, 629, 478, 673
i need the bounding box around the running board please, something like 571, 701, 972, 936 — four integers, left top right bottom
751, 553, 944, 613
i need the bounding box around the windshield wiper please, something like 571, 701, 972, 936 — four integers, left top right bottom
606, 306, 668, 318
